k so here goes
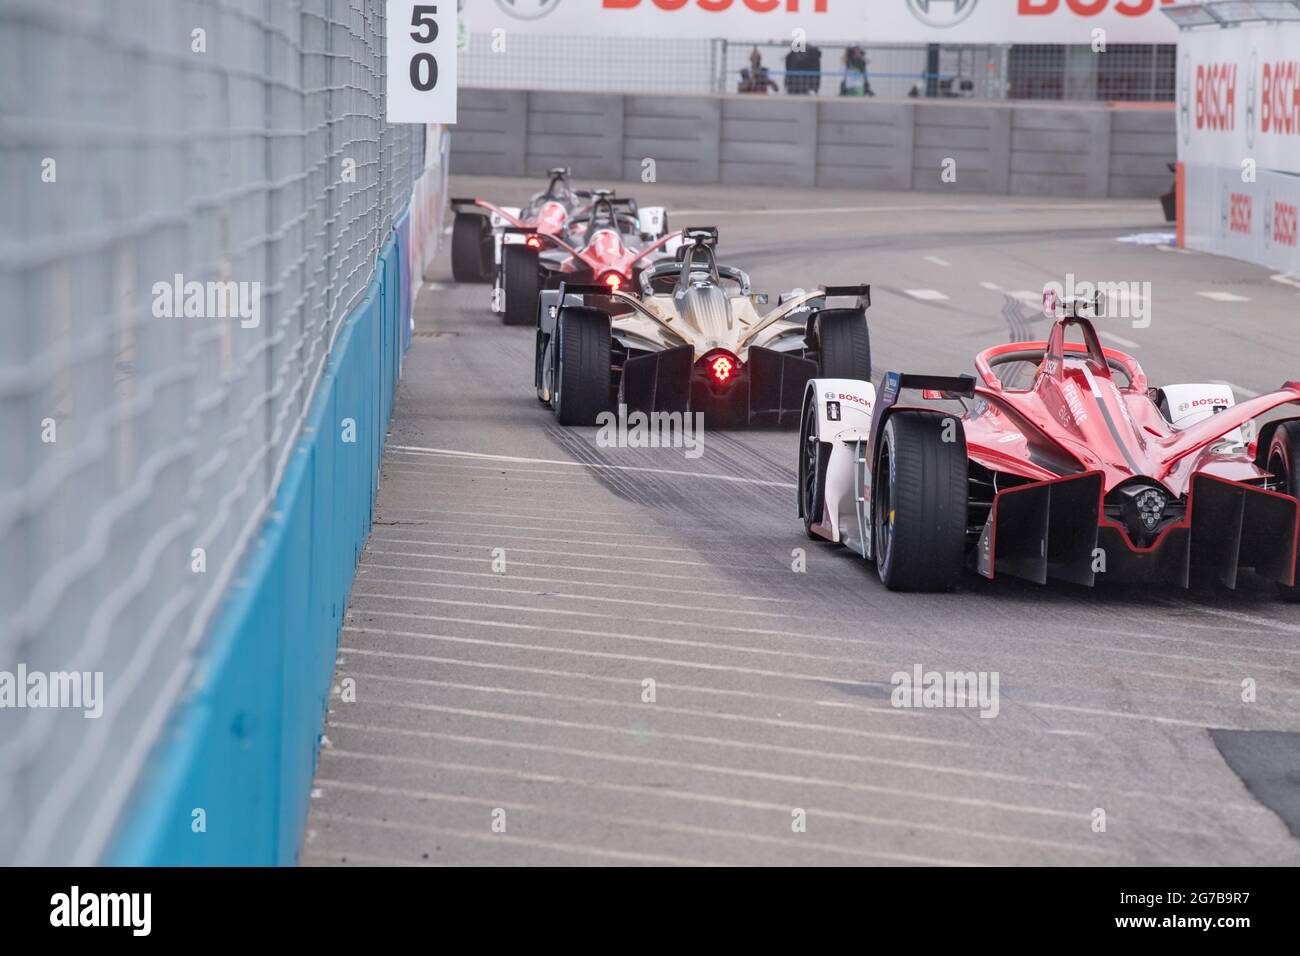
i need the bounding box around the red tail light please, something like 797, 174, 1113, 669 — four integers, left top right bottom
600, 272, 624, 292
525, 234, 543, 250
709, 352, 735, 384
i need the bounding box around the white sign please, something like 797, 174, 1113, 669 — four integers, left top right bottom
484, 0, 1179, 44
1177, 22, 1300, 177
387, 1, 458, 124
1183, 164, 1300, 276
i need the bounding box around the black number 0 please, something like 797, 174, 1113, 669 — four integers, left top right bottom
409, 5, 438, 92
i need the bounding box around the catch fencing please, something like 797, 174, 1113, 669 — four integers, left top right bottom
0, 0, 421, 864
458, 32, 1176, 102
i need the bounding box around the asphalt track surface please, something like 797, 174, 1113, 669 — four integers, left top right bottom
303, 177, 1300, 866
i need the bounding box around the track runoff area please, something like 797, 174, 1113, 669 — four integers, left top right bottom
304, 176, 1300, 872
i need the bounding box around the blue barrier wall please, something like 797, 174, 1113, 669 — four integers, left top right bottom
105, 227, 410, 866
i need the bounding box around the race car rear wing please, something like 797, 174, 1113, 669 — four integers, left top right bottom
823, 284, 872, 310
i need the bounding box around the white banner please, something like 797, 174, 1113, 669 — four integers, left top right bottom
482, 0, 1179, 44
1183, 164, 1300, 275
1176, 22, 1300, 176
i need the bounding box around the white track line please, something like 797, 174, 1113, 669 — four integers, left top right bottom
923, 255, 951, 267
337, 669, 978, 750
1195, 291, 1250, 303
317, 761, 1095, 858
903, 288, 950, 301
389, 445, 795, 488
308, 811, 716, 866
1209, 379, 1261, 399
325, 720, 1094, 820
1100, 331, 1139, 349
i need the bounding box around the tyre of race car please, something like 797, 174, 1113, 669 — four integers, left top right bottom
798, 389, 829, 541
502, 246, 540, 326
813, 308, 871, 381
451, 213, 491, 283
873, 410, 967, 592
553, 307, 612, 426
1265, 420, 1300, 601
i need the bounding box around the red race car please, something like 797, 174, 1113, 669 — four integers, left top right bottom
449, 167, 590, 284
798, 297, 1300, 595
497, 190, 677, 325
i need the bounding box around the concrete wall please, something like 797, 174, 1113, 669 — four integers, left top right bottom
451, 89, 1176, 199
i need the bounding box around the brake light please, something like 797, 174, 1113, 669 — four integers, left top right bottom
525, 234, 542, 250
601, 272, 624, 292
710, 353, 735, 384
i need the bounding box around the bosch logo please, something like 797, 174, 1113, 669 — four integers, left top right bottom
906, 0, 978, 28
599, 0, 829, 10
1246, 49, 1259, 148
494, 0, 563, 19
1190, 397, 1231, 408
1229, 192, 1252, 235
838, 392, 872, 409
1196, 62, 1238, 132
1261, 60, 1300, 136
1275, 201, 1299, 248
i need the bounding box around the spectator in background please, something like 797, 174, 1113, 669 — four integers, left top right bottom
841, 45, 872, 97
738, 46, 778, 94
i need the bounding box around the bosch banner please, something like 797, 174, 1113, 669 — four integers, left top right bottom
1177, 22, 1300, 176
1182, 164, 1300, 276
486, 1, 1180, 43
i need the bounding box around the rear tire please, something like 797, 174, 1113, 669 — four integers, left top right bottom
873, 411, 967, 592
1266, 421, 1300, 601
502, 246, 540, 326
554, 308, 612, 426
813, 308, 871, 380
452, 214, 491, 283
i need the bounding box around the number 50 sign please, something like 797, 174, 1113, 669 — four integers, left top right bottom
386, 1, 457, 123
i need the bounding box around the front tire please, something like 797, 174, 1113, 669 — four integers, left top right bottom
502, 246, 540, 326
451, 214, 492, 283
798, 390, 828, 540
1266, 421, 1300, 601
874, 411, 967, 592
553, 308, 612, 426
813, 308, 871, 380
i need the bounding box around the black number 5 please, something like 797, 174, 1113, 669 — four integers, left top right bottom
410, 5, 439, 43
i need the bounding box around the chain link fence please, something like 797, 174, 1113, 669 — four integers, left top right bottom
459, 32, 1175, 102
0, 0, 421, 865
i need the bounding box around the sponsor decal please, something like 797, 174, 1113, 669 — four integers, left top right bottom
600, 0, 829, 10
1275, 200, 1299, 248
1262, 59, 1300, 137
495, 0, 564, 18
1196, 62, 1237, 132
1229, 191, 1252, 236
1062, 380, 1089, 425
907, 0, 978, 28
837, 391, 872, 409
826, 401, 842, 421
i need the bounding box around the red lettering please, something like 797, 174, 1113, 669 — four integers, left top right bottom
1115, 0, 1154, 15
1276, 203, 1298, 247
1230, 193, 1252, 236
1066, 0, 1109, 15
1019, 0, 1058, 12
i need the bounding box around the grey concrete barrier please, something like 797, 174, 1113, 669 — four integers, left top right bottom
451, 88, 1176, 199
